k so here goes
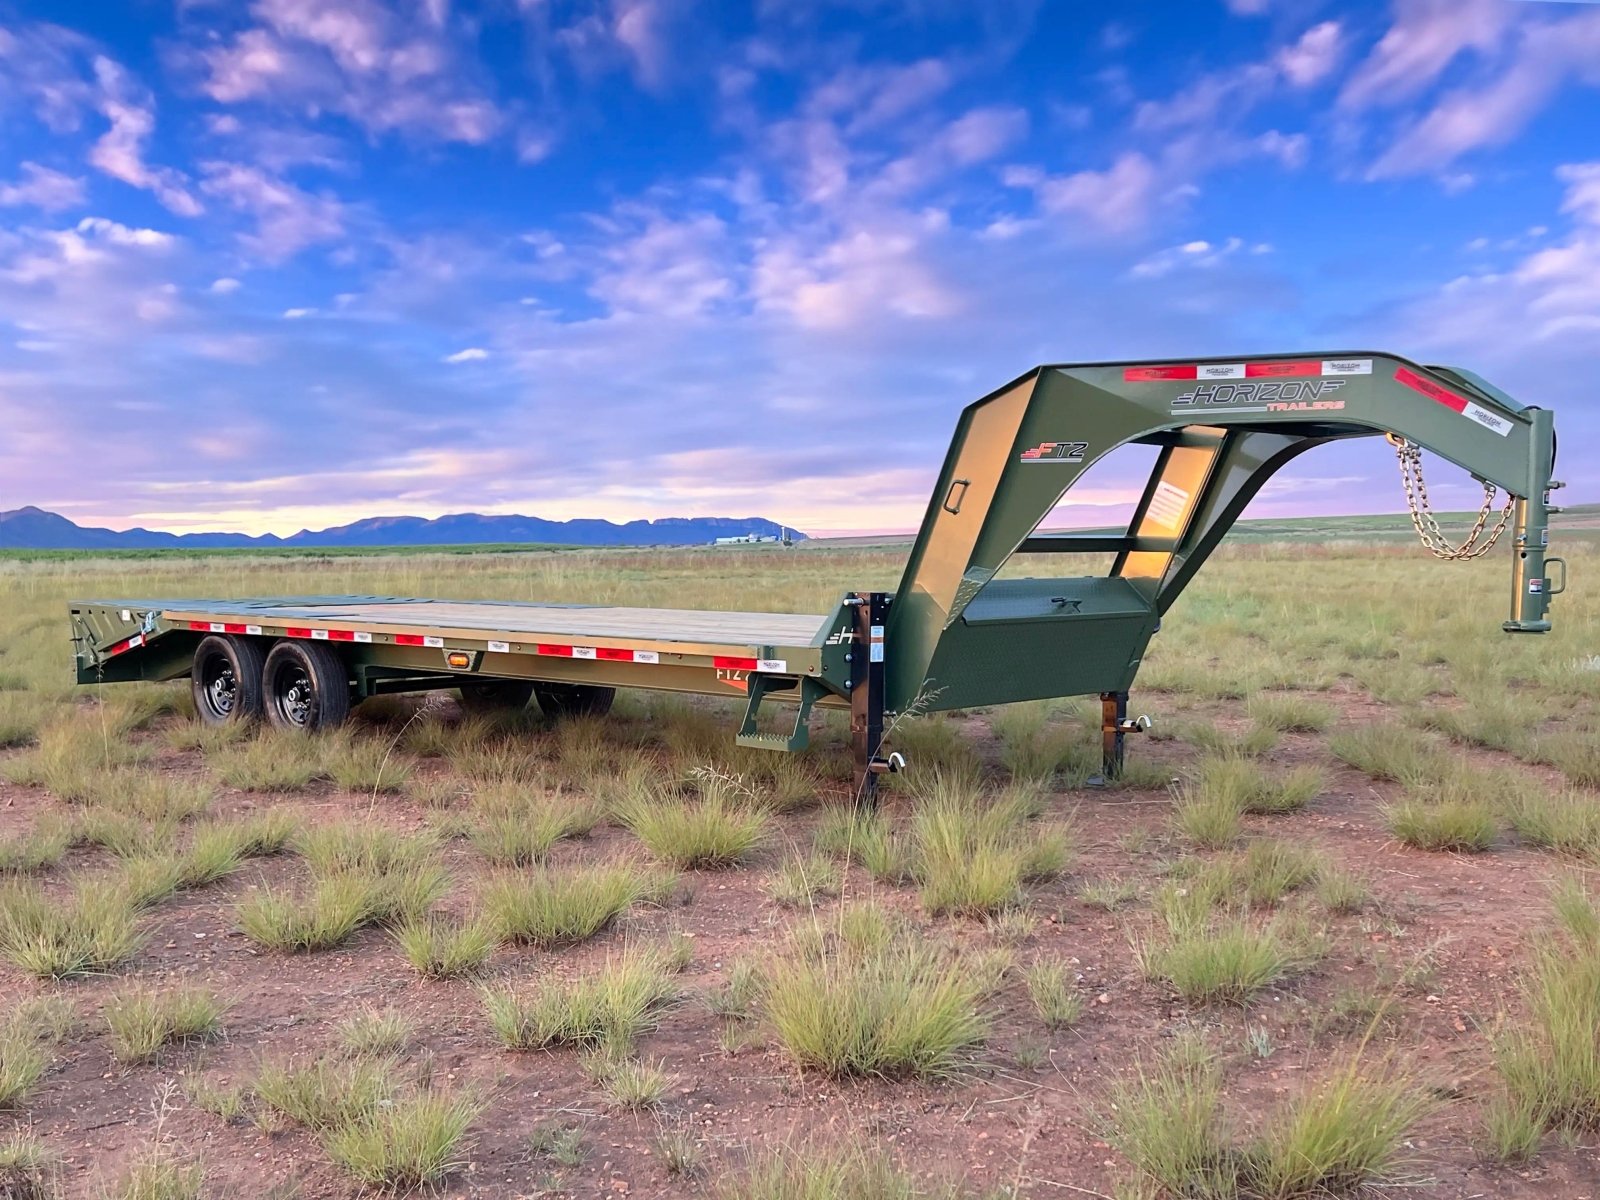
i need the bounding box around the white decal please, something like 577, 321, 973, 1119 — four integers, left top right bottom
487, 640, 509, 653
572, 646, 598, 659
1463, 401, 1512, 436
129, 634, 144, 649
1198, 363, 1245, 379
120, 609, 132, 622
423, 636, 444, 648
311, 628, 329, 640
246, 624, 262, 636
353, 631, 373, 643
1146, 481, 1191, 530
634, 650, 660, 664
210, 622, 226, 632
757, 659, 787, 672
1322, 359, 1372, 376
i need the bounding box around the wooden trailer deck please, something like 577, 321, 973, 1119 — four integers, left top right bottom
84, 595, 832, 651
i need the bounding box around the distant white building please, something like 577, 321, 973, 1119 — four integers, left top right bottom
713, 527, 793, 546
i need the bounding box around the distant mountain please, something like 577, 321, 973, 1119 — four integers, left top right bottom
0, 506, 804, 550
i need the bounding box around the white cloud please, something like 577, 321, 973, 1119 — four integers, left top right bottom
200, 162, 346, 260
198, 0, 504, 145
1364, 10, 1600, 177
1339, 0, 1510, 111
0, 162, 86, 211
1129, 236, 1251, 279
283, 307, 315, 318
1276, 21, 1345, 88
1030, 153, 1162, 237
444, 346, 488, 363
87, 57, 202, 217
209, 277, 243, 294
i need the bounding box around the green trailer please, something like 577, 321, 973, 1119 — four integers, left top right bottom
70, 350, 1566, 796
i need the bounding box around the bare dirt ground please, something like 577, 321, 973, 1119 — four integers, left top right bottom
4, 680, 1598, 1199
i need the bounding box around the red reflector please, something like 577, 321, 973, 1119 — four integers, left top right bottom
1394, 366, 1466, 412
1245, 361, 1321, 378
1124, 365, 1197, 382
714, 656, 759, 670
537, 644, 574, 657
597, 647, 633, 661
394, 634, 425, 646
285, 627, 313, 639
223, 624, 249, 635
326, 629, 355, 641
188, 621, 210, 631
109, 639, 130, 655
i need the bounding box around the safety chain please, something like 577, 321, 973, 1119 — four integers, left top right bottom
1387, 433, 1515, 560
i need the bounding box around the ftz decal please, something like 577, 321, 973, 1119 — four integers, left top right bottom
1174, 380, 1347, 412
1019, 440, 1087, 463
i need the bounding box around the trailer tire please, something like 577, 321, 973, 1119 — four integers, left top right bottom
458, 680, 536, 712
263, 641, 351, 732
192, 635, 265, 726
533, 682, 615, 719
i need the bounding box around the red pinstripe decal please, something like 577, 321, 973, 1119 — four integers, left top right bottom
1124, 365, 1197, 381
1245, 361, 1321, 378
1394, 366, 1466, 412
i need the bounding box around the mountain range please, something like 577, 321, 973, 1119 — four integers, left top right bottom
0, 507, 803, 550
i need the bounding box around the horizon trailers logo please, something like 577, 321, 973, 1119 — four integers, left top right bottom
1173, 378, 1348, 411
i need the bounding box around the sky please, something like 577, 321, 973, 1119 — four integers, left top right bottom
0, 0, 1597, 538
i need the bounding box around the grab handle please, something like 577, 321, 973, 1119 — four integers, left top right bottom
943, 478, 970, 515
1546, 556, 1568, 596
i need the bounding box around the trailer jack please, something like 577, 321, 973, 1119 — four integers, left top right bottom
1088, 692, 1152, 787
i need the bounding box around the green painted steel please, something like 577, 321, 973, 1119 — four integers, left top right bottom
69, 350, 1562, 767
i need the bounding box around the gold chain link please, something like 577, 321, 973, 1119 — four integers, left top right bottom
1387, 434, 1514, 560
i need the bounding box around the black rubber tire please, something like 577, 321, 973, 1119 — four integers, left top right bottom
191, 635, 265, 726
458, 679, 536, 712
262, 640, 351, 732
533, 682, 615, 719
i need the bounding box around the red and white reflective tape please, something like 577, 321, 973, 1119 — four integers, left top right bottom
105, 633, 146, 657
1393, 367, 1513, 437
393, 634, 443, 647
188, 620, 263, 636
536, 643, 661, 665
1125, 358, 1373, 382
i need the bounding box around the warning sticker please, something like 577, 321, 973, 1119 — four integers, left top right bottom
1146, 481, 1191, 530
1463, 401, 1513, 437
1197, 363, 1246, 380
487, 640, 510, 653
1322, 359, 1372, 376
1530, 579, 1544, 594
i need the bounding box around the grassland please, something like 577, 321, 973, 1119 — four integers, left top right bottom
0, 532, 1597, 1197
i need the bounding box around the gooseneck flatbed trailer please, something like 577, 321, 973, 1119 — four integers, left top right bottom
71, 351, 1565, 796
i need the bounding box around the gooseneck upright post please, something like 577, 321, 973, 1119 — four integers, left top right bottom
1504, 406, 1559, 633
850, 592, 890, 806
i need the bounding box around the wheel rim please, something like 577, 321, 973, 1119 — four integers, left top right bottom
272, 662, 315, 728
199, 655, 237, 719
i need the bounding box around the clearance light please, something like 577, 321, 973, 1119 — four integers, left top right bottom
446, 651, 472, 669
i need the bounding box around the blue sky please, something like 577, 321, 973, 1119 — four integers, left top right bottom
0, 0, 1596, 536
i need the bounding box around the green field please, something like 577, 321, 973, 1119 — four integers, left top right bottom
0, 538, 1596, 1197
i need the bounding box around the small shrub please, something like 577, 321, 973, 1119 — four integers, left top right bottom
1171, 780, 1244, 849
526, 1123, 585, 1167
0, 817, 74, 875
717, 1144, 974, 1200
1104, 1036, 1234, 1200
322, 732, 413, 794
393, 913, 496, 978
1247, 694, 1336, 733
103, 984, 225, 1063
481, 948, 675, 1054
1205, 840, 1323, 907
813, 805, 911, 883
1245, 1057, 1438, 1197
337, 1006, 414, 1057
482, 863, 665, 947
615, 773, 769, 869
1509, 787, 1600, 857
109, 1152, 203, 1200
297, 822, 437, 877
766, 854, 842, 907
0, 878, 144, 979
591, 1056, 671, 1110
324, 1090, 481, 1190
911, 775, 1068, 916
0, 1021, 50, 1109
468, 785, 601, 865
1316, 868, 1371, 914
1137, 914, 1316, 1005
0, 1131, 57, 1198
761, 935, 989, 1079
1385, 797, 1496, 853
1025, 961, 1083, 1030
236, 876, 377, 952
1329, 725, 1446, 785
211, 735, 322, 791
1077, 878, 1138, 911
252, 1055, 395, 1131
